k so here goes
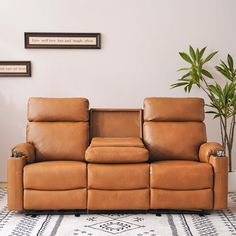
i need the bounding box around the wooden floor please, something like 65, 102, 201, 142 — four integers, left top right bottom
0, 183, 7, 188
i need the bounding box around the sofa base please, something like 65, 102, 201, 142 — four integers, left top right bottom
22, 209, 211, 217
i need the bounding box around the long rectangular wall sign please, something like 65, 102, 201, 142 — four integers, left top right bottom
25, 32, 101, 49
0, 61, 31, 77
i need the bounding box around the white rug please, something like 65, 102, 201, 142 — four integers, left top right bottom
0, 189, 236, 236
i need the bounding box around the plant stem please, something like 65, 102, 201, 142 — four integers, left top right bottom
220, 119, 225, 147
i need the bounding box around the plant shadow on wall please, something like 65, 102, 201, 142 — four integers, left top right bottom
0, 93, 25, 178
171, 46, 236, 172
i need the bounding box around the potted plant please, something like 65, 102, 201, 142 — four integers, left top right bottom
171, 46, 236, 191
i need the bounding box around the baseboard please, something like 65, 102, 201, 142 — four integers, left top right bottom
0, 182, 7, 188
229, 171, 236, 192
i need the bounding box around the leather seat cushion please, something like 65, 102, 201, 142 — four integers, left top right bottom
151, 160, 213, 190
24, 161, 86, 190
90, 137, 144, 148
85, 146, 148, 163
86, 137, 148, 163
88, 163, 149, 190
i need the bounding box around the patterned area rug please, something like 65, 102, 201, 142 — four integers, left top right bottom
0, 189, 236, 236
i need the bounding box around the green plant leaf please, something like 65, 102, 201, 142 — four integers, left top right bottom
204, 51, 218, 63
179, 52, 193, 64
177, 67, 190, 72
180, 72, 190, 80
208, 84, 221, 97
220, 60, 229, 70
213, 114, 221, 119
189, 45, 196, 61
170, 82, 189, 88
216, 65, 232, 80
228, 54, 234, 71
202, 69, 213, 78
196, 48, 200, 62
199, 47, 207, 58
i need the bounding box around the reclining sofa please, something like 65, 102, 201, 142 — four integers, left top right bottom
8, 97, 228, 212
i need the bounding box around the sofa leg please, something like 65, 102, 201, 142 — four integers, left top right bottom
198, 211, 210, 217
153, 209, 210, 216
25, 213, 38, 218
74, 213, 80, 217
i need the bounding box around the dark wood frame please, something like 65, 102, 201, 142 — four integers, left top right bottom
25, 32, 101, 49
0, 61, 31, 77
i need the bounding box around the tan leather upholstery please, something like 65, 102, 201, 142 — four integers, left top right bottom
86, 137, 148, 163
143, 97, 226, 210
7, 157, 26, 211
144, 122, 206, 161
24, 161, 86, 190
90, 109, 142, 138
151, 161, 213, 190
151, 189, 213, 209
27, 122, 89, 161
209, 155, 228, 209
90, 137, 144, 147
88, 189, 149, 210
8, 97, 228, 212
8, 97, 90, 211
144, 97, 204, 121
86, 146, 148, 163
11, 143, 35, 163
28, 97, 89, 122
88, 163, 149, 190
199, 142, 228, 209
86, 136, 150, 210
199, 142, 225, 163
143, 97, 207, 162
24, 189, 87, 210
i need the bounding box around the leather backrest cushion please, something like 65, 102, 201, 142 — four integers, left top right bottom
144, 97, 204, 122
28, 97, 89, 122
90, 109, 142, 138
27, 122, 89, 161
143, 122, 206, 161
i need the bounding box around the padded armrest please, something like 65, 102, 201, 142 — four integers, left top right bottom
199, 142, 225, 163
11, 143, 35, 163
8, 143, 35, 211
199, 142, 228, 209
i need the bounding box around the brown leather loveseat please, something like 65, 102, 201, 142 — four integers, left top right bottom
8, 97, 228, 212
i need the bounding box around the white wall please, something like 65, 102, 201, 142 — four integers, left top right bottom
0, 0, 236, 181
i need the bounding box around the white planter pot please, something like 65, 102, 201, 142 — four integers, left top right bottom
228, 171, 236, 192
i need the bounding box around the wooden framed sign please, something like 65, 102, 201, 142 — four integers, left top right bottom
25, 32, 101, 49
0, 61, 31, 77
